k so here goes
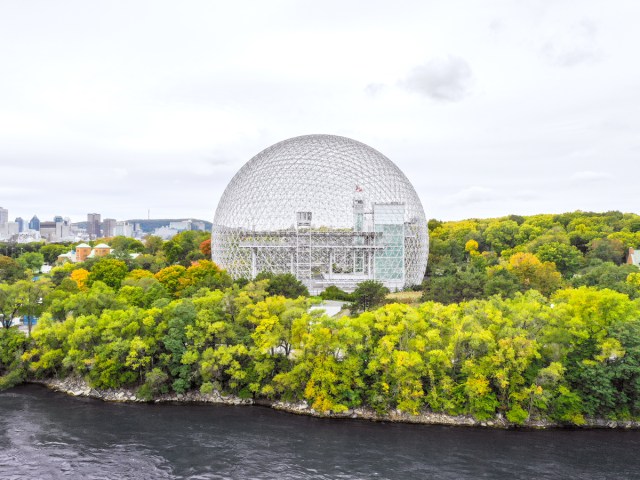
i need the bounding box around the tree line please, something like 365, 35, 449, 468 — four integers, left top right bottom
0, 212, 639, 425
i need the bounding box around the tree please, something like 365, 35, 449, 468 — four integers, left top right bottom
155, 265, 187, 296
144, 235, 164, 255
534, 242, 583, 277
0, 278, 51, 333
0, 328, 28, 389
0, 284, 22, 328
15, 278, 51, 335
571, 262, 637, 297
350, 280, 389, 313
163, 231, 209, 266
484, 220, 520, 255
199, 238, 211, 257
0, 256, 26, 283
587, 238, 626, 265
88, 258, 129, 290
109, 236, 145, 253
422, 268, 486, 304
17, 252, 44, 273
505, 252, 563, 296
254, 272, 309, 299
40, 244, 70, 264
70, 268, 90, 291
181, 260, 233, 296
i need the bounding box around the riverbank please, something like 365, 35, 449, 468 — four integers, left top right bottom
29, 377, 640, 430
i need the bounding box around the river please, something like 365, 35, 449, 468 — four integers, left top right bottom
1, 385, 639, 479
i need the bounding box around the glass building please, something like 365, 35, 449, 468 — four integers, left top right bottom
212, 134, 429, 293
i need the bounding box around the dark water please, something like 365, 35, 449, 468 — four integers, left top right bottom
1, 385, 640, 479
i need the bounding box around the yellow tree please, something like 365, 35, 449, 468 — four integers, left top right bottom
506, 252, 563, 296
70, 268, 90, 291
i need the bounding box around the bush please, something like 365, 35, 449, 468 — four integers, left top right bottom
320, 285, 354, 302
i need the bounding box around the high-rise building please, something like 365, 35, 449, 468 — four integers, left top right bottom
55, 217, 71, 241
29, 215, 40, 231
39, 221, 57, 241
103, 218, 117, 237
87, 213, 101, 239
115, 221, 133, 237
15, 217, 24, 232
0, 207, 8, 226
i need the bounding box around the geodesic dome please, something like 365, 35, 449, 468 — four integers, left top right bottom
212, 134, 428, 293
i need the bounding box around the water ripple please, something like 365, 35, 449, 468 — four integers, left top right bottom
1, 385, 640, 479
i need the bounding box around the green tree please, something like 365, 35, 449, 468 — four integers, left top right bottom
88, 258, 129, 290
163, 231, 209, 266
255, 272, 309, 299
422, 268, 486, 304
350, 280, 389, 313
0, 283, 22, 328
587, 238, 626, 265
0, 256, 26, 283
0, 328, 28, 389
40, 244, 70, 264
17, 252, 45, 273
109, 236, 145, 253
534, 242, 583, 277
484, 220, 520, 255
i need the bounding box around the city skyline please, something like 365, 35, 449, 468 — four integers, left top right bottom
1, 1, 638, 222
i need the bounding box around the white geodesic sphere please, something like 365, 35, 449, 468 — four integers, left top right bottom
212, 134, 429, 288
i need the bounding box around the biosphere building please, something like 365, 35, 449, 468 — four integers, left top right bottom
212, 134, 428, 294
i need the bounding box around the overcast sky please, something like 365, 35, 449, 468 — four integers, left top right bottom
1, 1, 638, 224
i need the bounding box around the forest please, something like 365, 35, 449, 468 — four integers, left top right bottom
1, 211, 640, 425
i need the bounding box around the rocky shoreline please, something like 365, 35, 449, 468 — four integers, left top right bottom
31, 377, 640, 430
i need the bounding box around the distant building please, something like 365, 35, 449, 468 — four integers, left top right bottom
153, 226, 180, 240
103, 218, 117, 237
169, 219, 206, 232
0, 222, 18, 241
87, 213, 101, 239
55, 217, 72, 241
53, 215, 63, 223
15, 217, 24, 232
15, 231, 41, 243
93, 243, 112, 257
115, 221, 134, 237
0, 207, 8, 226
39, 221, 57, 241
74, 243, 92, 262
56, 242, 140, 264
29, 215, 40, 231
627, 248, 640, 267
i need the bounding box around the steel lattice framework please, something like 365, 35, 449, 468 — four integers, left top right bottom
212, 134, 429, 293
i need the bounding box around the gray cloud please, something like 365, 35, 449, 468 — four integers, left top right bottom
400, 56, 472, 101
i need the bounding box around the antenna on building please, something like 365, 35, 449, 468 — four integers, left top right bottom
148, 209, 150, 220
